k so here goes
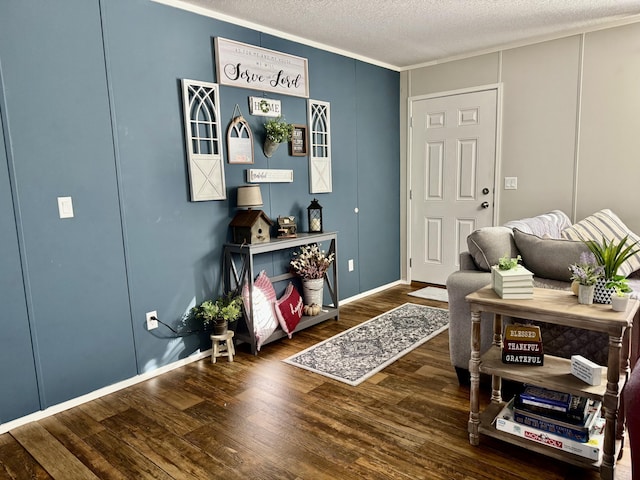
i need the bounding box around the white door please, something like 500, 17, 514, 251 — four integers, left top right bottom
410, 89, 498, 285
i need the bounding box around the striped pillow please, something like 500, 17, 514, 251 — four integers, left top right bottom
242, 270, 278, 351
561, 209, 640, 276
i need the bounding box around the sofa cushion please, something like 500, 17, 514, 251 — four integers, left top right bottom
467, 226, 517, 271
503, 210, 572, 238
561, 209, 640, 277
513, 229, 589, 282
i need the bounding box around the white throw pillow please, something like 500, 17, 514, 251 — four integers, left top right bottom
561, 209, 640, 277
242, 270, 278, 351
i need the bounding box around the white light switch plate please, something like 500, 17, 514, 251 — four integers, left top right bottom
504, 177, 518, 190
57, 196, 74, 218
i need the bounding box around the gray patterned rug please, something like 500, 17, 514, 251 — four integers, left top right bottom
283, 303, 449, 386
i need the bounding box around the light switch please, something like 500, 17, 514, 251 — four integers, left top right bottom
504, 177, 518, 190
57, 196, 74, 219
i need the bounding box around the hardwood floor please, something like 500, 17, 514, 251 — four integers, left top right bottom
0, 284, 632, 479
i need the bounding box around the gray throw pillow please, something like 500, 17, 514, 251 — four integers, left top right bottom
467, 226, 517, 271
513, 228, 589, 282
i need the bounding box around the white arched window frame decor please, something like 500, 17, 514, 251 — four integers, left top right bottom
307, 99, 332, 193
181, 79, 226, 201
226, 105, 254, 164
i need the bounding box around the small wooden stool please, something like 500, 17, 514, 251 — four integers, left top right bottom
210, 331, 235, 363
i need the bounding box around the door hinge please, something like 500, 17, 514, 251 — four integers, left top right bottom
409, 258, 412, 268
409, 189, 412, 200
410, 116, 413, 128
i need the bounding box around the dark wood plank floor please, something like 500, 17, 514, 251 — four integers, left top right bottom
0, 284, 632, 479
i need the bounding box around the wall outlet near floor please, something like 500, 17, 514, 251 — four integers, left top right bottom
146, 310, 158, 330
348, 259, 354, 272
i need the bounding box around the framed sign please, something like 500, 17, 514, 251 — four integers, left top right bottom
247, 169, 294, 183
215, 37, 309, 98
290, 124, 308, 156
249, 96, 281, 117
227, 114, 254, 164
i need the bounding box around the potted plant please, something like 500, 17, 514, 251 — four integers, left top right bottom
290, 243, 335, 306
263, 116, 294, 157
606, 277, 632, 312
497, 254, 522, 270
584, 235, 639, 304
192, 293, 243, 335
568, 252, 603, 305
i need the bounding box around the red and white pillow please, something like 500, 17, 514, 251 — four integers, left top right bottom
275, 283, 303, 338
242, 270, 278, 351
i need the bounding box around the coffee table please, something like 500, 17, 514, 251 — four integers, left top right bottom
466, 286, 638, 480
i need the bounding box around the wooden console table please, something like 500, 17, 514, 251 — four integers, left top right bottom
466, 286, 638, 480
223, 232, 338, 355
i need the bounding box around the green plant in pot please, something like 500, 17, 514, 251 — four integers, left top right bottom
584, 235, 639, 304
192, 293, 243, 335
263, 116, 293, 157
606, 277, 632, 312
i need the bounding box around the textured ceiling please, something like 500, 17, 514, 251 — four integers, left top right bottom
160, 0, 640, 69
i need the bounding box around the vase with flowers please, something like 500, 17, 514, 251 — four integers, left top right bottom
290, 243, 335, 306
568, 252, 603, 305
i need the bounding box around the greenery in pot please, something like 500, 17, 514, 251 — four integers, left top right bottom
497, 254, 522, 270
606, 277, 632, 297
192, 293, 243, 328
264, 117, 294, 143
584, 235, 640, 280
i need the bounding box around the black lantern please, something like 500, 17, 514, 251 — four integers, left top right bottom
307, 198, 323, 233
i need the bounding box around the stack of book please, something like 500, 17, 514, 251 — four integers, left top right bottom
495, 396, 604, 461
491, 265, 534, 299
502, 324, 544, 365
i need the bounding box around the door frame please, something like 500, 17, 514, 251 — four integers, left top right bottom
406, 83, 504, 283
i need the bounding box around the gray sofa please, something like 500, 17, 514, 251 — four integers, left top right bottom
446, 209, 640, 385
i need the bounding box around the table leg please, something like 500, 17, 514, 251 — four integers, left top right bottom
601, 332, 623, 480
491, 313, 503, 404
469, 310, 481, 445
618, 326, 631, 442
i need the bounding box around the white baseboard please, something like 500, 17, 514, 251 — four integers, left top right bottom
339, 279, 406, 305
1, 279, 406, 434
0, 349, 212, 434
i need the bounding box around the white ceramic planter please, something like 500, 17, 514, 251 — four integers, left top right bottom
611, 294, 630, 312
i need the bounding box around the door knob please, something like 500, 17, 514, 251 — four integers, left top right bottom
482, 188, 490, 195
481, 201, 490, 209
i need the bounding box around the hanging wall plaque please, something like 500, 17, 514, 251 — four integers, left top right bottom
226, 105, 254, 164
181, 79, 226, 201
249, 96, 281, 117
215, 37, 309, 98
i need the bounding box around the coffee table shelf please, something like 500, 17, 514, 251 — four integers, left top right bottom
466, 286, 638, 480
478, 403, 622, 471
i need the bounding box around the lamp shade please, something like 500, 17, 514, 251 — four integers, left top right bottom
237, 185, 263, 208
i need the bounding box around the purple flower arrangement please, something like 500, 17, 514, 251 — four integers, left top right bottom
568, 252, 603, 286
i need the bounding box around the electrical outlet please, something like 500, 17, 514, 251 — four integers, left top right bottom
348, 259, 354, 272
146, 310, 158, 330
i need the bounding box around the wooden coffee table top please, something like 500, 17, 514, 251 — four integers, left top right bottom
466, 286, 638, 334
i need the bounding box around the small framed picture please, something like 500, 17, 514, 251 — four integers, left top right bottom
290, 124, 308, 156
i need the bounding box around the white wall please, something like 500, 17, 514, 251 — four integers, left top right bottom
402, 21, 640, 253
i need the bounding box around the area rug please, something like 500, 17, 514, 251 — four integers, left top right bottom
283, 303, 449, 386
408, 286, 449, 302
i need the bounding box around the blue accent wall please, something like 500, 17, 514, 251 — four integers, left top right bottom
0, 0, 399, 424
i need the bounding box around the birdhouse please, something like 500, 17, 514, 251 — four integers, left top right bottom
230, 210, 274, 244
